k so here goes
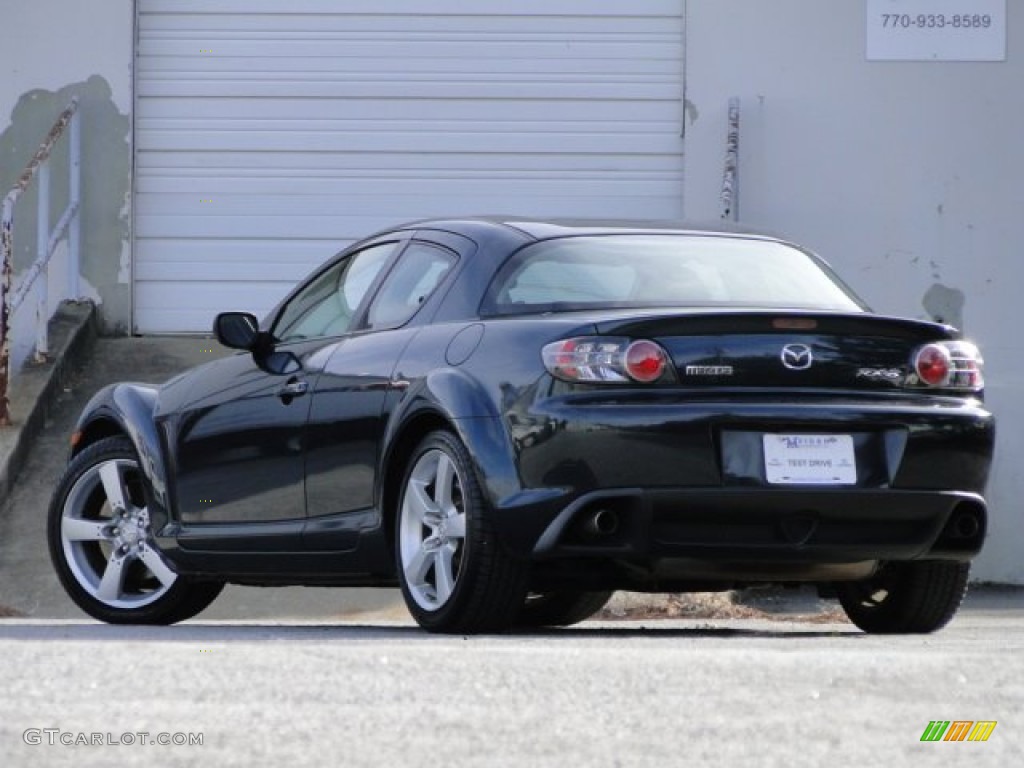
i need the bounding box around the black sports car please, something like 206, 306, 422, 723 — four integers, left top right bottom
48, 218, 994, 633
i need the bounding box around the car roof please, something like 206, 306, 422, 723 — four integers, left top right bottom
397, 216, 794, 245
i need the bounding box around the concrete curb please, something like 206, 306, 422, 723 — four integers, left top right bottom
0, 300, 97, 502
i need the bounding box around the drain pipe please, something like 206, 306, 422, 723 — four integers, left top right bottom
720, 97, 740, 222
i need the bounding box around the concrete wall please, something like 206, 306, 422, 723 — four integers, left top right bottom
684, 0, 1024, 583
0, 0, 134, 369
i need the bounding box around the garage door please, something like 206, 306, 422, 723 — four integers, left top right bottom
135, 0, 685, 332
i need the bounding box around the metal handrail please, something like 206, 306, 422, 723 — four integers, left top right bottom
720, 97, 740, 221
0, 97, 81, 425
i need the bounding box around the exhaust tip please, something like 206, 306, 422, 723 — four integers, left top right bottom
547, 493, 640, 550
584, 508, 620, 537
932, 501, 986, 555
951, 510, 981, 540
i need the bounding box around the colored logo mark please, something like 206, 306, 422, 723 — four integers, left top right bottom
920, 720, 997, 742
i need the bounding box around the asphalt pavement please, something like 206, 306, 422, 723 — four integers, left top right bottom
1, 609, 1022, 768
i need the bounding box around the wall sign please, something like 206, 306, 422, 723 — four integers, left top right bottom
866, 0, 1006, 61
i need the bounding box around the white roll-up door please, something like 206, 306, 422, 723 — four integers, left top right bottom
135, 0, 685, 332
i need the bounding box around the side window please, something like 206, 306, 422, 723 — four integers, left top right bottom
366, 242, 457, 330
273, 242, 396, 342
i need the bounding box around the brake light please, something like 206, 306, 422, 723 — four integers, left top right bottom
542, 337, 671, 384
914, 344, 951, 386
624, 340, 667, 383
911, 341, 983, 391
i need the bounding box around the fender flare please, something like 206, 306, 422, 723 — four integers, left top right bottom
72, 383, 174, 530
380, 368, 522, 508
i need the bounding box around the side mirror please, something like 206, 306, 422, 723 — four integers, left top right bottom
214, 312, 260, 351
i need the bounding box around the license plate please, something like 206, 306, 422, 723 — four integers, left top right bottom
762, 434, 857, 485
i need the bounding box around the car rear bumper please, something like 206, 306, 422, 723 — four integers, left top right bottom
490, 392, 994, 568
523, 487, 986, 564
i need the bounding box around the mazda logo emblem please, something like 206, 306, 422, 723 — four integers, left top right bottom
781, 344, 813, 370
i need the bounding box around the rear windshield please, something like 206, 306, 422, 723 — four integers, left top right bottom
482, 235, 865, 315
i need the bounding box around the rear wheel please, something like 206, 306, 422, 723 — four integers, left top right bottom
396, 430, 527, 633
836, 560, 970, 634
517, 590, 613, 628
48, 437, 224, 624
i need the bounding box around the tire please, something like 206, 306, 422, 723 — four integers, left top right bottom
47, 436, 224, 624
836, 560, 970, 634
395, 430, 527, 633
517, 590, 614, 628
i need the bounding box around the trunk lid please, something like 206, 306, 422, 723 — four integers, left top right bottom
590, 310, 957, 391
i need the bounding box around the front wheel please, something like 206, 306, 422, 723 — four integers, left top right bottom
48, 436, 224, 624
395, 430, 527, 633
836, 560, 970, 634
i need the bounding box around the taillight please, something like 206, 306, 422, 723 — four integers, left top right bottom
542, 337, 671, 384
914, 344, 951, 386
624, 340, 667, 382
910, 341, 983, 391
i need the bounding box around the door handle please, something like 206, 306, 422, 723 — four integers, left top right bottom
278, 378, 308, 399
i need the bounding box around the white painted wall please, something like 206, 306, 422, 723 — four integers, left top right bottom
0, 0, 133, 372
0, 1, 133, 114
684, 0, 1024, 583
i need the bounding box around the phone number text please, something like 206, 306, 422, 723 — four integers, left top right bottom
880, 14, 993, 30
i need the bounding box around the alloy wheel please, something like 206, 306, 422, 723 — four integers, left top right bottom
398, 448, 468, 611
60, 456, 177, 609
